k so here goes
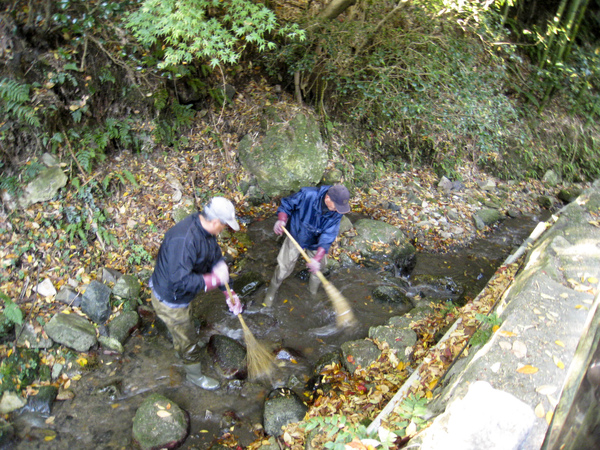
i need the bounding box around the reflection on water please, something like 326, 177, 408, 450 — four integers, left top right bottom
12, 214, 546, 449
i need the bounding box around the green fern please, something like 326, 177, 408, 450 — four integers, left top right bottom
0, 78, 41, 127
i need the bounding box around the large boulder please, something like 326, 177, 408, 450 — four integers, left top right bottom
238, 113, 327, 196
19, 166, 68, 208
346, 219, 416, 273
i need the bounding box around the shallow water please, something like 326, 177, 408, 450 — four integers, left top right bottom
11, 213, 547, 449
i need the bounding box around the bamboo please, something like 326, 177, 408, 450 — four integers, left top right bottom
225, 283, 275, 380
281, 227, 356, 328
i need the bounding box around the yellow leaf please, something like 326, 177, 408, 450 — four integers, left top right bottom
111, 403, 120, 409
546, 411, 554, 424
492, 325, 500, 332
535, 403, 545, 418
156, 410, 171, 418
200, 430, 209, 433
588, 277, 598, 284
77, 356, 88, 367
499, 330, 517, 337
62, 310, 71, 314
44, 435, 56, 441
64, 379, 71, 389
553, 356, 565, 369
45, 416, 55, 424
71, 374, 82, 381
555, 340, 565, 347
517, 365, 539, 374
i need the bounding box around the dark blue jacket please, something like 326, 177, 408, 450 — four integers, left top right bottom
277, 186, 342, 252
151, 213, 224, 306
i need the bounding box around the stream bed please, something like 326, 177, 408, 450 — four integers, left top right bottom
11, 212, 549, 449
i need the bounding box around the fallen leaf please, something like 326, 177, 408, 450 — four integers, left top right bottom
535, 403, 545, 418
513, 340, 527, 358
536, 385, 557, 395
555, 340, 565, 347
156, 410, 171, 418
553, 356, 565, 369
517, 365, 538, 374
546, 411, 554, 424
499, 330, 518, 337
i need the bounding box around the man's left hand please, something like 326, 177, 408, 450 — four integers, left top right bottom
225, 291, 243, 315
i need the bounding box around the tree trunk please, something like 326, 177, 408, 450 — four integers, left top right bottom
317, 0, 357, 21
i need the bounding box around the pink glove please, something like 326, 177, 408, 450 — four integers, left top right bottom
203, 273, 219, 291
307, 247, 327, 274
273, 212, 288, 235
225, 291, 243, 315
211, 260, 229, 285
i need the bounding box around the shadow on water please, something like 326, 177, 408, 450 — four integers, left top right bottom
12, 213, 549, 449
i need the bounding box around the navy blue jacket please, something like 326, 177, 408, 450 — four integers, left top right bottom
277, 186, 342, 252
151, 213, 224, 306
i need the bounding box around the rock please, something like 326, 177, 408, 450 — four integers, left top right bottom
231, 271, 264, 298
419, 381, 535, 450
16, 321, 54, 349
100, 267, 122, 284
263, 388, 308, 437
44, 312, 97, 352
207, 334, 247, 379
40, 152, 59, 167
98, 335, 124, 353
474, 208, 503, 227
81, 280, 112, 324
33, 278, 56, 297
238, 113, 327, 196
542, 169, 561, 187
321, 168, 343, 185
0, 391, 26, 414
132, 393, 189, 450
19, 166, 68, 208
536, 195, 556, 209
338, 215, 353, 234
0, 417, 14, 446
172, 201, 196, 224
55, 287, 81, 307
438, 176, 453, 193
340, 339, 381, 373
22, 385, 58, 415
347, 219, 416, 273
368, 325, 417, 361
477, 179, 496, 191
557, 187, 582, 203
371, 285, 413, 309
112, 274, 141, 299
109, 310, 140, 344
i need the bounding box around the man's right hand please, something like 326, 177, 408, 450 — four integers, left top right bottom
273, 212, 288, 235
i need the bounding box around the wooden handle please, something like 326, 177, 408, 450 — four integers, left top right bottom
281, 227, 328, 284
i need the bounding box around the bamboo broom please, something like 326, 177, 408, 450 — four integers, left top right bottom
225, 282, 276, 380
281, 227, 356, 328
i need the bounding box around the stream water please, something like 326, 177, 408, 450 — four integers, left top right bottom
10, 213, 549, 449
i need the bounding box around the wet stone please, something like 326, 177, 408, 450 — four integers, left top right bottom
368, 325, 416, 361
100, 267, 122, 284
16, 322, 54, 349
231, 271, 265, 298
112, 274, 141, 299
340, 340, 381, 373
207, 334, 248, 379
263, 387, 308, 437
371, 285, 413, 309
132, 393, 189, 450
22, 385, 58, 415
109, 310, 140, 344
55, 286, 81, 307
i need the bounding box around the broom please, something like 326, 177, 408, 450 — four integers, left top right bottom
225, 282, 276, 380
281, 227, 356, 328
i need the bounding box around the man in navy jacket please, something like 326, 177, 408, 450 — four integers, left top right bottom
264, 184, 350, 306
150, 197, 242, 390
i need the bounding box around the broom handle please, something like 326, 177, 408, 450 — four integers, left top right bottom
281, 227, 328, 285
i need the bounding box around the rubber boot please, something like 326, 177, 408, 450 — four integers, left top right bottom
309, 275, 321, 297
264, 275, 281, 307
184, 362, 219, 390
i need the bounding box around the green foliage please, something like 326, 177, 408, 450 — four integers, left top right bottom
303, 414, 397, 450
125, 0, 304, 68
0, 348, 40, 396
470, 312, 502, 346
392, 394, 429, 437
102, 169, 139, 191
0, 291, 24, 327
127, 243, 153, 266
153, 100, 195, 149
0, 78, 41, 127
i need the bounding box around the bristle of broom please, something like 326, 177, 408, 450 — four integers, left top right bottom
323, 281, 356, 328
238, 315, 276, 380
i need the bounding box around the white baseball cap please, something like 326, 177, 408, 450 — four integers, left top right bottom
205, 197, 240, 231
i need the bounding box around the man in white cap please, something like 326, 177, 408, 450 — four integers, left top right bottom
264, 184, 351, 306
150, 197, 243, 390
